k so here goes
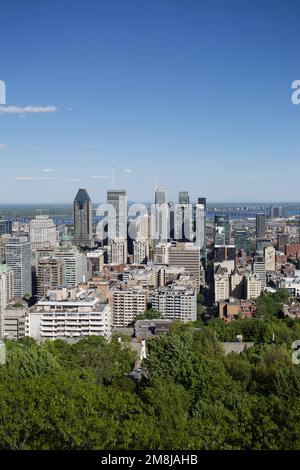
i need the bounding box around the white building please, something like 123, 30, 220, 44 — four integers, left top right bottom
253, 256, 266, 291
108, 239, 127, 264
151, 285, 197, 323
133, 240, 149, 265
195, 202, 206, 258
30, 215, 58, 250
56, 247, 87, 287
280, 270, 300, 298
0, 264, 14, 337
112, 288, 147, 327
246, 274, 262, 300
264, 245, 276, 272
154, 242, 171, 265
5, 236, 32, 298
214, 267, 230, 302
25, 288, 112, 342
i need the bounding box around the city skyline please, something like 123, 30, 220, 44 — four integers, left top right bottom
1, 1, 300, 203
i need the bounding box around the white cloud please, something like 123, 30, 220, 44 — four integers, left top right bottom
14, 176, 59, 181
0, 105, 57, 115
0, 143, 7, 150
67, 177, 80, 182
124, 168, 132, 174
91, 175, 109, 180
42, 168, 54, 172
15, 176, 38, 181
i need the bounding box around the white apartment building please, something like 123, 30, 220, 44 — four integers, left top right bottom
246, 274, 262, 300
214, 270, 230, 302
252, 257, 266, 291
151, 285, 197, 323
0, 264, 14, 337
25, 288, 112, 342
154, 242, 171, 265
264, 245, 276, 272
108, 239, 127, 264
133, 240, 149, 264
5, 236, 32, 298
112, 288, 147, 327
56, 247, 87, 287
30, 215, 58, 250
280, 270, 300, 298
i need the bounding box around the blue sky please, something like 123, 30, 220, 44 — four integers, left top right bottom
1, 0, 300, 203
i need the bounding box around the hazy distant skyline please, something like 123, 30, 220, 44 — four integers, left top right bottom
1, 0, 300, 203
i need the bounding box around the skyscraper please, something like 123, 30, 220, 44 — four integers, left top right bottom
30, 215, 58, 250
73, 189, 93, 247
5, 236, 32, 298
107, 190, 128, 263
36, 257, 64, 300
195, 199, 206, 259
256, 213, 266, 239
234, 228, 251, 254
214, 214, 230, 245
176, 192, 193, 242
178, 191, 189, 205
0, 218, 12, 236
154, 188, 168, 246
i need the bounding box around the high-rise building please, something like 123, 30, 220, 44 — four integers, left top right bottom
112, 288, 147, 326
252, 255, 266, 291
107, 190, 127, 263
108, 239, 127, 265
133, 240, 150, 264
5, 236, 32, 298
256, 213, 266, 239
151, 285, 197, 323
154, 188, 168, 245
0, 234, 11, 263
214, 265, 230, 302
175, 192, 193, 242
107, 190, 127, 240
154, 242, 171, 265
30, 215, 58, 250
195, 201, 206, 259
264, 245, 276, 272
26, 288, 112, 341
169, 243, 201, 290
56, 247, 87, 287
214, 214, 230, 245
246, 274, 262, 299
270, 206, 283, 218
230, 268, 245, 299
87, 250, 105, 278
234, 228, 251, 254
277, 233, 291, 252
256, 238, 272, 252
0, 265, 14, 337
178, 191, 189, 205
36, 257, 64, 300
213, 245, 236, 262
73, 188, 93, 247
0, 218, 12, 236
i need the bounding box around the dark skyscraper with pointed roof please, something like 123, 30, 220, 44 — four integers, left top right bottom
73, 188, 93, 247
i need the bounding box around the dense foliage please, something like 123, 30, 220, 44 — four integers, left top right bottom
0, 299, 300, 450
